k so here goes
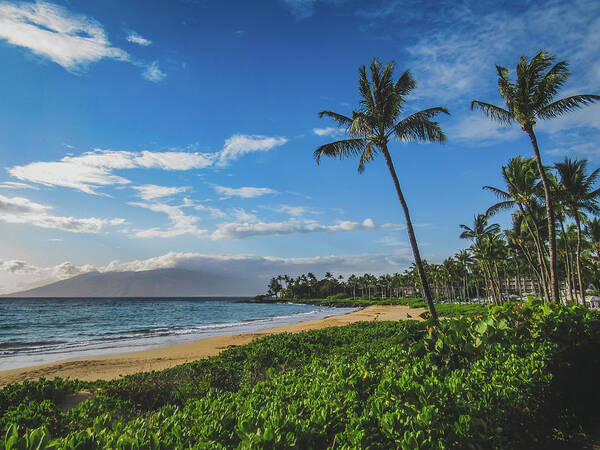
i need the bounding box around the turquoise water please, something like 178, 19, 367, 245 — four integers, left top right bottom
0, 297, 356, 370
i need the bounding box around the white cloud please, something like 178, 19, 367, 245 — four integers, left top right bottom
230, 207, 258, 222
275, 205, 317, 217
0, 193, 125, 233
143, 61, 166, 82
211, 217, 378, 240
217, 135, 288, 166
448, 116, 521, 144
126, 30, 151, 46
9, 149, 215, 195
0, 181, 39, 190
129, 200, 207, 238
132, 184, 189, 200
7, 136, 287, 195
545, 140, 600, 160
0, 1, 129, 71
406, 0, 600, 102
377, 235, 407, 247
193, 203, 227, 219
214, 185, 278, 198
312, 127, 345, 137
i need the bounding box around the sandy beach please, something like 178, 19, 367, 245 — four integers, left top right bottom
0, 305, 424, 387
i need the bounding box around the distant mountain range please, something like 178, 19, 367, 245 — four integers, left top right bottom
4, 268, 263, 297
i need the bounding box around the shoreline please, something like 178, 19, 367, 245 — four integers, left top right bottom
0, 305, 424, 387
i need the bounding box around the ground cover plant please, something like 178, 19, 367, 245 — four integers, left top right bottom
2, 301, 600, 449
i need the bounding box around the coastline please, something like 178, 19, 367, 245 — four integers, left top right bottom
0, 304, 424, 386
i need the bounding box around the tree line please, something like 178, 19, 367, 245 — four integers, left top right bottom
312, 51, 599, 319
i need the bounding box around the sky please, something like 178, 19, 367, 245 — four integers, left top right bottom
0, 0, 599, 294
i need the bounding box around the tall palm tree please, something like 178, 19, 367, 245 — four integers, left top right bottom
555, 158, 600, 305
460, 214, 502, 303
314, 58, 449, 321
483, 157, 552, 300
471, 50, 600, 303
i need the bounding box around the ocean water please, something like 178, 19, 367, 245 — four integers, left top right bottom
0, 297, 356, 370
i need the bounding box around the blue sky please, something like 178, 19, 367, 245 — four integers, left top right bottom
0, 0, 598, 293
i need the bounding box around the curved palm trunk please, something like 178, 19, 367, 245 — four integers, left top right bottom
574, 215, 587, 307
381, 145, 438, 321
526, 128, 559, 303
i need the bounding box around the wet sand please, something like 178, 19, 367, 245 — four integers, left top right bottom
0, 305, 425, 386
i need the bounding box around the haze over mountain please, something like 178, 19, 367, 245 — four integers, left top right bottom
4, 268, 263, 297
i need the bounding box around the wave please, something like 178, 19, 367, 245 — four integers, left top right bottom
0, 306, 357, 360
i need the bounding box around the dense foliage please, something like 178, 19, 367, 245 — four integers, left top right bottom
2, 301, 599, 448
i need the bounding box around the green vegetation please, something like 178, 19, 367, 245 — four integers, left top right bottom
2, 301, 600, 448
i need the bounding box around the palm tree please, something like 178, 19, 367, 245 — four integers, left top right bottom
455, 250, 473, 301
555, 158, 600, 305
471, 50, 600, 303
483, 157, 552, 300
459, 213, 500, 245
314, 58, 449, 321
585, 218, 600, 268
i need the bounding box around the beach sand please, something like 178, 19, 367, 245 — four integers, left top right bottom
0, 305, 425, 387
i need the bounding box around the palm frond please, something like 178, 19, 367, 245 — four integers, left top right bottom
471, 101, 514, 124
487, 200, 515, 216
395, 70, 415, 96
318, 111, 353, 128
496, 65, 515, 105
358, 65, 375, 112
537, 94, 600, 119
314, 138, 367, 164
482, 185, 511, 200
357, 141, 376, 173
533, 60, 570, 107
393, 107, 449, 143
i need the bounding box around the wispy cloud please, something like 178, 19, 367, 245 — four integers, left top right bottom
0, 193, 124, 233
132, 184, 189, 201
448, 116, 521, 144
142, 61, 166, 82
9, 149, 216, 195
129, 199, 208, 238
275, 204, 318, 217
217, 135, 288, 166
0, 1, 128, 71
312, 127, 345, 137
8, 135, 288, 195
210, 217, 380, 239
0, 1, 168, 82
126, 30, 151, 46
404, 0, 600, 102
0, 181, 39, 190
214, 185, 278, 198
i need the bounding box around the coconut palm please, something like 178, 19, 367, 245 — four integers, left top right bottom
472, 50, 600, 303
314, 58, 449, 321
585, 218, 600, 267
459, 213, 500, 245
555, 158, 600, 305
483, 157, 552, 299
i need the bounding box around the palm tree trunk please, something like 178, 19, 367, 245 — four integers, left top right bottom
382, 145, 438, 321
526, 127, 559, 303
559, 219, 575, 303
574, 214, 587, 307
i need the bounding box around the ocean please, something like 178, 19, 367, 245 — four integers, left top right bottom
0, 297, 356, 370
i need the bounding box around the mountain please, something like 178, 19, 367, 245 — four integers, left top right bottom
4, 268, 262, 297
